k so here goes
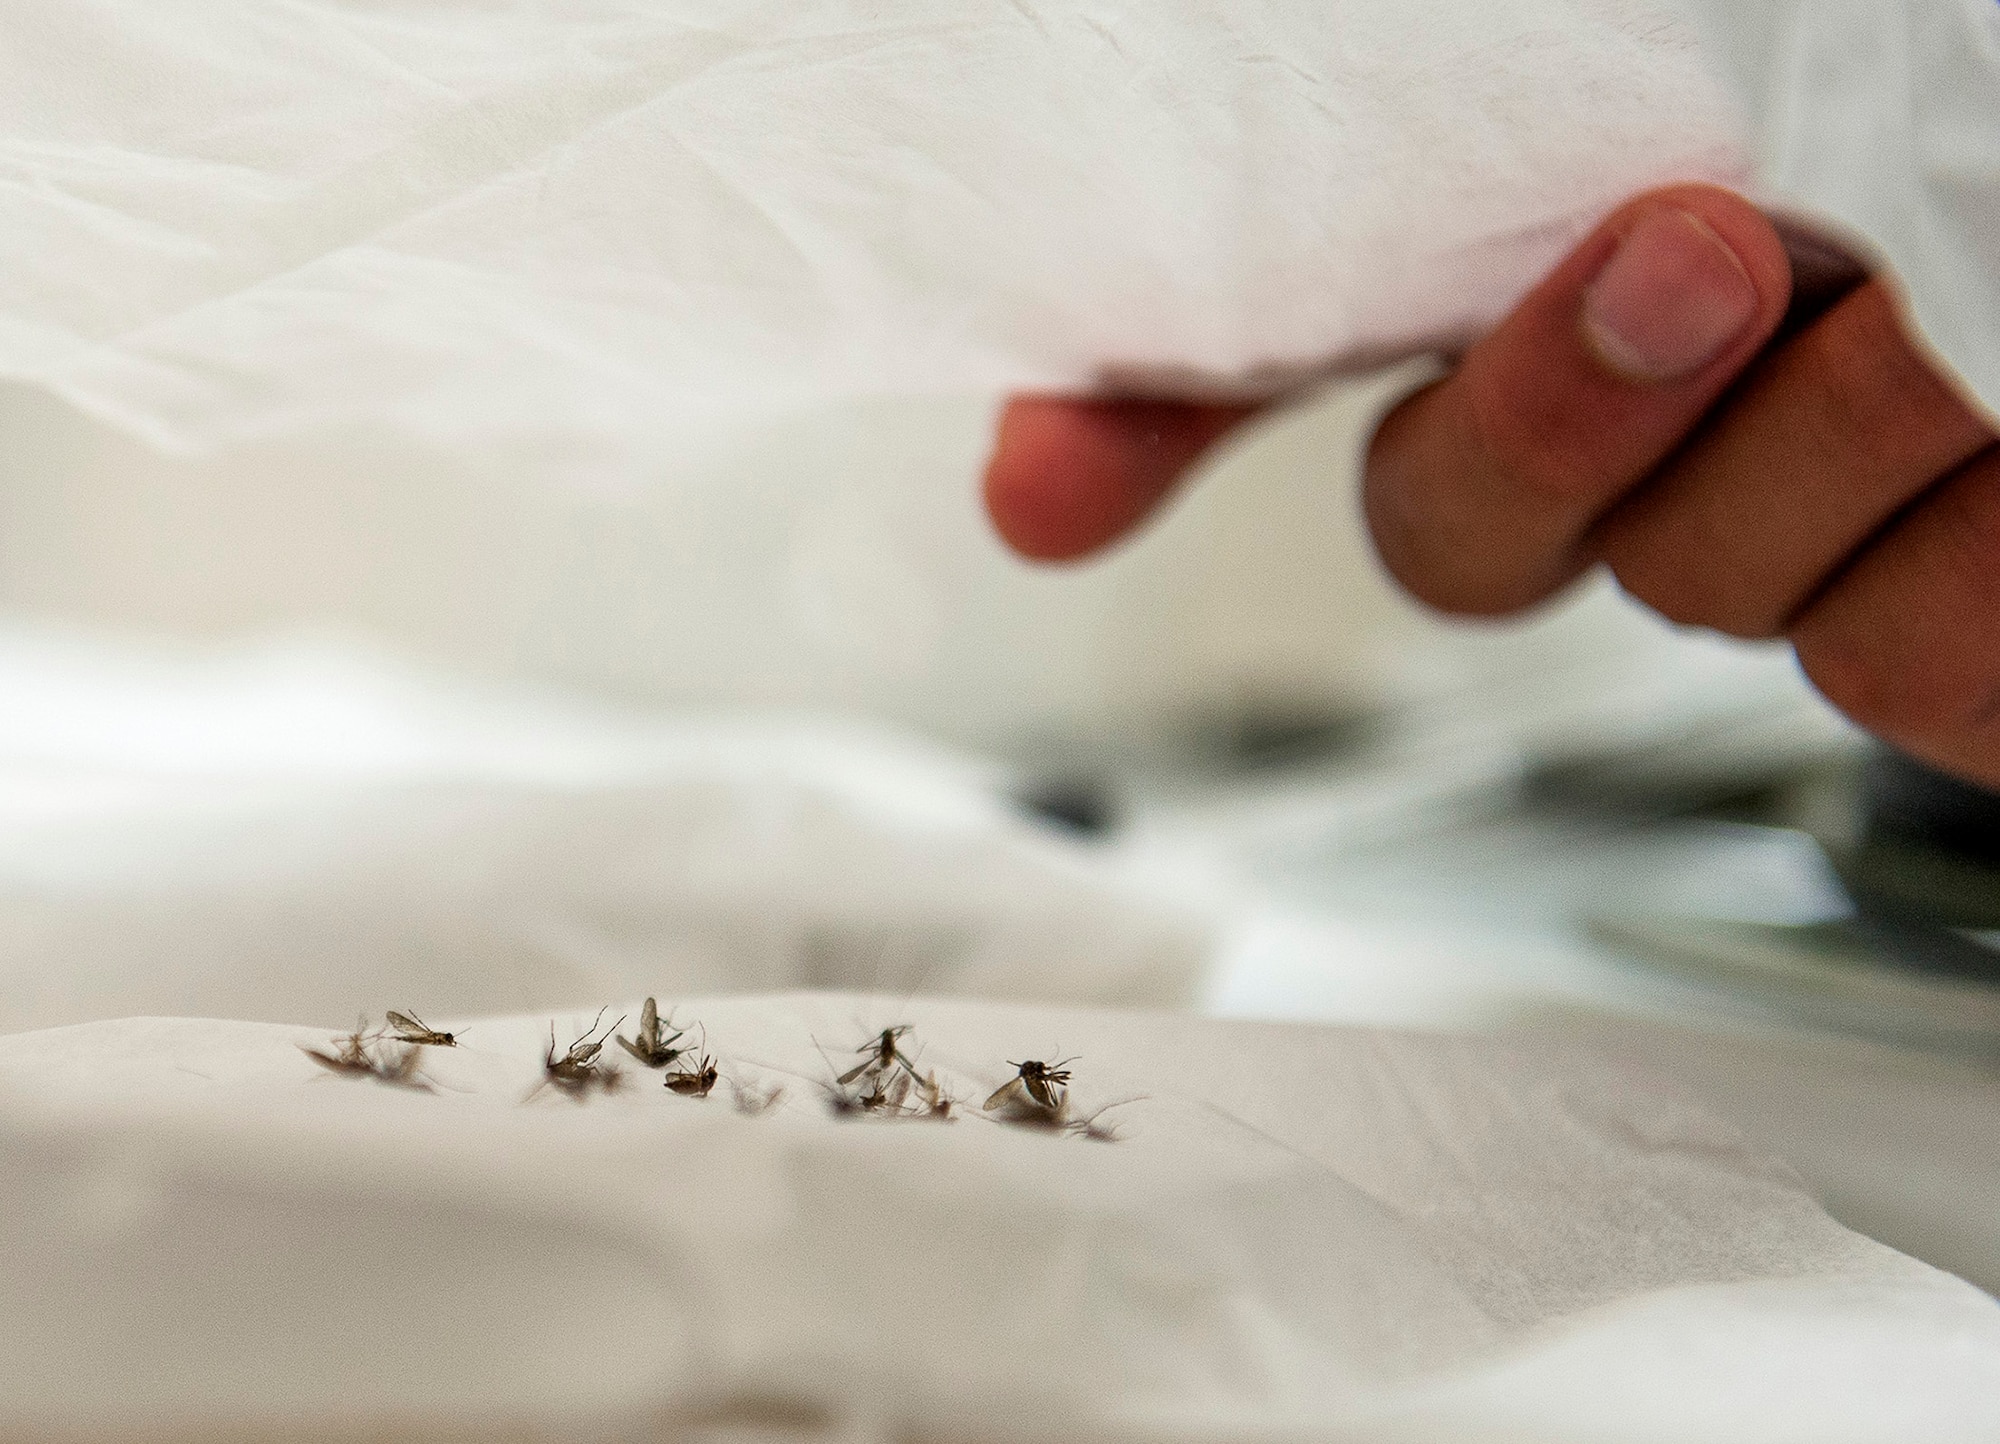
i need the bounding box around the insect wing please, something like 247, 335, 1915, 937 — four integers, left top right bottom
638, 997, 659, 1047
836, 1057, 875, 1086
983, 1077, 1027, 1112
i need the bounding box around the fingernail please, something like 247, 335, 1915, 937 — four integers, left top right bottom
1582, 208, 1760, 382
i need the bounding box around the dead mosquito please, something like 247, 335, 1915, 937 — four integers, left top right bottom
384, 1010, 461, 1048
912, 1070, 957, 1121
531, 1007, 625, 1101
548, 1063, 625, 1100
299, 1019, 430, 1091
824, 1060, 956, 1122
300, 1016, 376, 1074
664, 1052, 719, 1099
616, 996, 688, 1069
983, 1058, 1075, 1116
835, 1024, 923, 1088
859, 1065, 914, 1113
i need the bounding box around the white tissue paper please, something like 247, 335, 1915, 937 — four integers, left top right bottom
0, 0, 1752, 455
6, 0, 1997, 455
4, 993, 1998, 1443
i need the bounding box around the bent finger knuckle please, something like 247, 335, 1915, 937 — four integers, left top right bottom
1794, 626, 1952, 741
1598, 519, 1784, 639
1805, 285, 1985, 467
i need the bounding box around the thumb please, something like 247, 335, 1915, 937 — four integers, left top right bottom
1365, 184, 1795, 614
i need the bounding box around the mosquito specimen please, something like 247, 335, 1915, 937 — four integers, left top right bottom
299, 1019, 430, 1091
836, 1025, 923, 1089
859, 1065, 913, 1113
616, 996, 688, 1069
385, 1010, 461, 1047
300, 1017, 375, 1074
912, 1070, 957, 1122
982, 1058, 1130, 1141
823, 1057, 955, 1121
532, 1008, 625, 1101
664, 1052, 719, 1098
983, 1058, 1075, 1115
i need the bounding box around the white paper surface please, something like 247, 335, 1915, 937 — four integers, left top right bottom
0, 1, 1747, 453
3, 993, 1997, 1443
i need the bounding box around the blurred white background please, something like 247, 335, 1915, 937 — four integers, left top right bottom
0, 372, 1478, 744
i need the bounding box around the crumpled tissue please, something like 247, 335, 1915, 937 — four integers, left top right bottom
0, 1, 1748, 453
2, 992, 1997, 1443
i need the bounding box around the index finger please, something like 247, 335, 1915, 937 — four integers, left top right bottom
984, 396, 1256, 562
1364, 185, 1794, 615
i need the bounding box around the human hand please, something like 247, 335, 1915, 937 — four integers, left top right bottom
982, 185, 2000, 788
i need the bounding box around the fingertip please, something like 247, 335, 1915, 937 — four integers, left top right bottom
1638, 183, 1793, 311
983, 396, 1254, 562
982, 397, 1101, 562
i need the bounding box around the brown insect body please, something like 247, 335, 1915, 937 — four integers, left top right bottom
304, 1017, 376, 1073
299, 1043, 370, 1077
300, 1019, 430, 1091
616, 996, 688, 1068
983, 1058, 1074, 1115
826, 1063, 955, 1122
835, 1025, 922, 1088
859, 1066, 913, 1113
665, 1053, 719, 1098
385, 1010, 460, 1047
548, 1064, 625, 1100
535, 1008, 625, 1101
